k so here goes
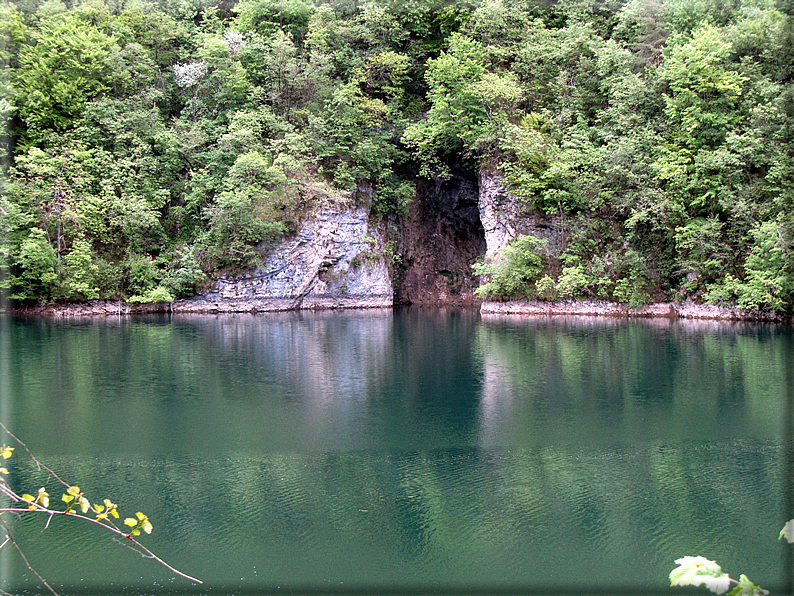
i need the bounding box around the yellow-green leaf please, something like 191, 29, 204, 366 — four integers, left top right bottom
779, 520, 794, 543
124, 518, 137, 527
67, 486, 80, 496
94, 503, 105, 513
21, 494, 35, 502
142, 519, 153, 534
1, 444, 13, 459
102, 499, 120, 518
62, 493, 74, 504
0, 467, 7, 474
79, 496, 90, 513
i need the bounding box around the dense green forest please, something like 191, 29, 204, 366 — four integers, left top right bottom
0, 0, 792, 309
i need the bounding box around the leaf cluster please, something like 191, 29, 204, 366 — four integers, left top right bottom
0, 425, 200, 594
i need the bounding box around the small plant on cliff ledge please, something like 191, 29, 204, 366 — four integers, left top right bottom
0, 423, 201, 595
473, 234, 548, 299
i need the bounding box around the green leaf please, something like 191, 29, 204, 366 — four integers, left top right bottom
728, 574, 768, 596
779, 520, 794, 543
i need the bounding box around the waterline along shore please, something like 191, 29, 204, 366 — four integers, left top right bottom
4, 299, 791, 323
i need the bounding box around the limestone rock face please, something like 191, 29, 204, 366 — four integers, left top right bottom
477, 171, 562, 261
175, 207, 392, 312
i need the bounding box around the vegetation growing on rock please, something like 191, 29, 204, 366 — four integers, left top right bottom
0, 0, 792, 311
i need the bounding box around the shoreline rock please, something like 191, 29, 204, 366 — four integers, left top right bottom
479, 299, 791, 323
4, 297, 790, 323
3, 296, 392, 317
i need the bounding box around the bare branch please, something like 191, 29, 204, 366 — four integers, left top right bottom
0, 507, 202, 584
0, 422, 70, 488
0, 517, 60, 596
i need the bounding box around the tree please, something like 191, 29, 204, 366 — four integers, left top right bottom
14, 12, 116, 142
401, 33, 488, 177
9, 227, 56, 301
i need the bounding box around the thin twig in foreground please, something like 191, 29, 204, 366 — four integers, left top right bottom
0, 516, 60, 596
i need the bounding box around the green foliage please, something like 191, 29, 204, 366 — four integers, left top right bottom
660, 24, 746, 148
555, 264, 589, 297
57, 237, 100, 300
232, 0, 314, 40
706, 219, 794, 311
124, 511, 154, 536
10, 228, 57, 301
14, 12, 116, 141
128, 286, 175, 303
0, 0, 792, 313
207, 187, 287, 269
612, 250, 654, 308
160, 245, 207, 298
473, 234, 547, 299
401, 32, 489, 177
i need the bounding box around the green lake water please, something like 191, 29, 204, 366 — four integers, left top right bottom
0, 309, 791, 595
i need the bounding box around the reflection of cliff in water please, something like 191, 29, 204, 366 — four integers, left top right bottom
174, 311, 394, 404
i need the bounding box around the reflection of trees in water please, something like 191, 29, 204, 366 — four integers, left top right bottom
475, 317, 787, 448
7, 439, 784, 589
3, 314, 790, 590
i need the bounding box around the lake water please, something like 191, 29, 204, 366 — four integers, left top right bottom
0, 310, 791, 595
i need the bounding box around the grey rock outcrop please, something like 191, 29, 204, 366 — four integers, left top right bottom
174, 206, 392, 313
477, 171, 561, 261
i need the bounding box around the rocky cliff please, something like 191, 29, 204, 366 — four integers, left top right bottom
10, 171, 791, 322
174, 170, 560, 312
478, 171, 562, 261
392, 170, 485, 306
178, 169, 492, 311
174, 206, 392, 313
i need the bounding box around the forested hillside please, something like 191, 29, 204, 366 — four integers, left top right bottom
0, 0, 792, 310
